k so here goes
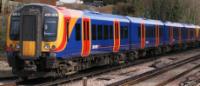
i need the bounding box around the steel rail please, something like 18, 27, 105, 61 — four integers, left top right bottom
15, 49, 200, 86
106, 54, 200, 86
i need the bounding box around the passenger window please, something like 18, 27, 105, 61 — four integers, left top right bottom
98, 25, 103, 40
124, 26, 128, 39
159, 27, 163, 37
146, 26, 155, 38
182, 29, 187, 38
76, 24, 81, 41
173, 28, 179, 38
110, 25, 113, 39
92, 24, 97, 40
120, 26, 124, 39
138, 26, 141, 38
191, 29, 193, 38
104, 25, 109, 40
10, 16, 20, 40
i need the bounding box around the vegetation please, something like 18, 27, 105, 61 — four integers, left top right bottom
83, 0, 200, 24
115, 0, 200, 24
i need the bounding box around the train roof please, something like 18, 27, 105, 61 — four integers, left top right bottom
83, 10, 130, 22
11, 3, 58, 15
184, 24, 197, 28
165, 22, 184, 27
196, 25, 200, 28
126, 17, 164, 26
12, 3, 200, 29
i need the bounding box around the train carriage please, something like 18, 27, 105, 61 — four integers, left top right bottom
127, 17, 165, 56
127, 17, 165, 48
6, 3, 200, 79
165, 22, 184, 48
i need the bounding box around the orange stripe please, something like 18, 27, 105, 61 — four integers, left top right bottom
81, 17, 91, 57
54, 16, 70, 51
141, 23, 145, 49
113, 20, 120, 52
155, 25, 160, 47
52, 9, 83, 52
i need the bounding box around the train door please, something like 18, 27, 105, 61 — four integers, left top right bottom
113, 21, 120, 52
81, 18, 91, 57
169, 27, 173, 45
155, 25, 160, 47
178, 28, 182, 46
20, 8, 42, 58
140, 23, 146, 49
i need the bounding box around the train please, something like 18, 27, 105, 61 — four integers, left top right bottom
6, 3, 200, 79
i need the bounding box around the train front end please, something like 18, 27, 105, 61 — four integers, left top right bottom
6, 4, 62, 78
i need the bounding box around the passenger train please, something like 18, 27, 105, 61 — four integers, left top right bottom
6, 3, 200, 79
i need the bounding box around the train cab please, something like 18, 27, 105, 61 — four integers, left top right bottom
6, 4, 62, 78
7, 4, 60, 58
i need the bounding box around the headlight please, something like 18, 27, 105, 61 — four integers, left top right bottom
51, 45, 56, 49
44, 44, 50, 49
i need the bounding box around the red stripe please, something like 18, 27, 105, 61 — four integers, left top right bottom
113, 21, 120, 52
54, 16, 70, 52
155, 25, 159, 47
141, 23, 145, 49
82, 18, 91, 57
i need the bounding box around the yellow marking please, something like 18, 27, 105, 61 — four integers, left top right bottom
22, 41, 35, 57
81, 17, 84, 56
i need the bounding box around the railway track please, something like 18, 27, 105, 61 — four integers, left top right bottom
0, 76, 17, 81
107, 53, 200, 86
16, 56, 158, 86
4, 49, 198, 86
0, 76, 18, 86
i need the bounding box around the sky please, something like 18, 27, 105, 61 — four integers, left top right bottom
60, 0, 76, 3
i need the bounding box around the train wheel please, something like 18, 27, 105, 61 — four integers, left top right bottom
128, 52, 135, 61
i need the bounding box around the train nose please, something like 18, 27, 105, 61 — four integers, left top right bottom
19, 7, 43, 59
